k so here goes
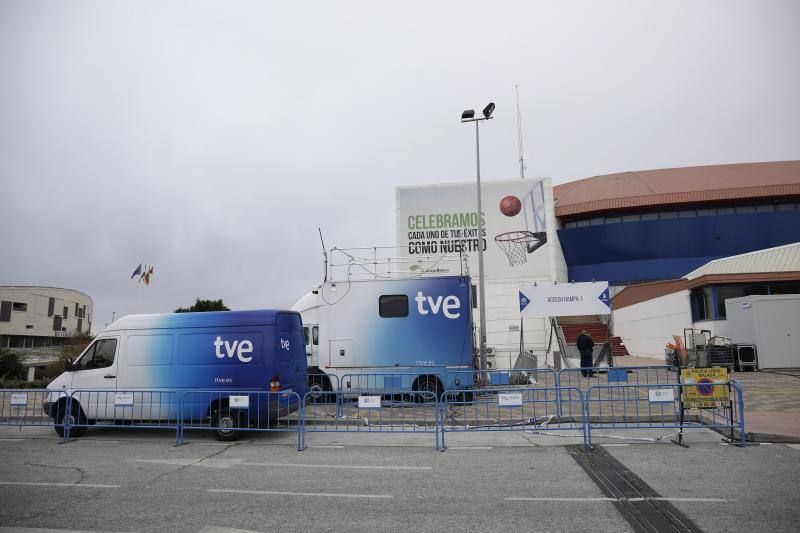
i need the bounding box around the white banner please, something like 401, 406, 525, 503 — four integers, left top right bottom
648, 388, 675, 403
518, 282, 610, 317
498, 393, 523, 407
229, 395, 250, 409
114, 393, 134, 407
10, 393, 28, 406
358, 395, 382, 409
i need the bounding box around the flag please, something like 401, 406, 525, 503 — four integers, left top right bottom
144, 266, 155, 285
131, 263, 143, 279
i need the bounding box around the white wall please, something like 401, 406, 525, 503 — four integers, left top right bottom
726, 294, 800, 368
613, 290, 692, 358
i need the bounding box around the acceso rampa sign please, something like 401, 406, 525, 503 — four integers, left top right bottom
518, 282, 611, 317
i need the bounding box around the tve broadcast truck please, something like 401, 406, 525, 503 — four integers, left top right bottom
292, 274, 474, 396
44, 309, 307, 440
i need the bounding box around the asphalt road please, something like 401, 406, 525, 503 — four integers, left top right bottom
0, 427, 798, 533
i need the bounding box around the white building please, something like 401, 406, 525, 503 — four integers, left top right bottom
612, 243, 800, 364
0, 286, 93, 349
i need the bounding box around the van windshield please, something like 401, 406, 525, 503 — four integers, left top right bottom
74, 338, 117, 370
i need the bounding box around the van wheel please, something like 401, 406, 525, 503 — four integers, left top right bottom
211, 408, 240, 442
55, 402, 87, 438
414, 377, 442, 404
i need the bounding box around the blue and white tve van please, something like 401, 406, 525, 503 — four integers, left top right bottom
44, 310, 307, 440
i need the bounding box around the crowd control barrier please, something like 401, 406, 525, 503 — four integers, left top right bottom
340, 373, 446, 394
440, 386, 587, 450
557, 365, 679, 390
445, 368, 557, 389
0, 389, 68, 431
302, 390, 440, 449
584, 380, 746, 447
181, 390, 304, 450
64, 390, 181, 443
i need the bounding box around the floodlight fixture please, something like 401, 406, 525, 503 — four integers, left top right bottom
483, 102, 495, 118
461, 109, 475, 121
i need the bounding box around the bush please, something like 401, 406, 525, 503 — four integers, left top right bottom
40, 332, 94, 379
0, 348, 27, 380
0, 377, 53, 389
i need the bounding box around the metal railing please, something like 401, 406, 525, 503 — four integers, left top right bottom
584, 380, 745, 446
64, 390, 181, 443
440, 386, 587, 450
302, 389, 440, 449
180, 390, 304, 450
0, 370, 747, 451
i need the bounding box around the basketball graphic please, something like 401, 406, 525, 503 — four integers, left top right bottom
499, 195, 522, 217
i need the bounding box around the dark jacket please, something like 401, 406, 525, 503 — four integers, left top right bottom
576, 333, 594, 353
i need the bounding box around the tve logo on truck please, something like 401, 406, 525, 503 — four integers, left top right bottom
292, 275, 473, 396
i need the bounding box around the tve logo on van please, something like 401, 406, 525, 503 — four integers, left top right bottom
214, 336, 254, 363
414, 291, 461, 319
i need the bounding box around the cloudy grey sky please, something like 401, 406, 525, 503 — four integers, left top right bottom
1, 0, 798, 330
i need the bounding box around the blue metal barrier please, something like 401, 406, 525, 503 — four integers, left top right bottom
440, 386, 587, 450
445, 368, 557, 389
307, 372, 340, 398
558, 365, 679, 389
301, 390, 440, 449
584, 380, 746, 447
0, 389, 69, 434
180, 390, 304, 450
64, 390, 180, 444
340, 373, 446, 394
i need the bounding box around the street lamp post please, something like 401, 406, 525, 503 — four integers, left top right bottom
461, 103, 495, 371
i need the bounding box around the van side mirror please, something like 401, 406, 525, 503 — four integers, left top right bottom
65, 358, 75, 372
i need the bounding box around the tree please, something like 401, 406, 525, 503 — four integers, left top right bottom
175, 298, 230, 313
40, 331, 95, 379
0, 348, 26, 380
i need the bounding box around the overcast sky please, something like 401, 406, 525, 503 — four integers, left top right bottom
1, 0, 798, 330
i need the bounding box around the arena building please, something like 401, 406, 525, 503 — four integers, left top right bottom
395, 160, 800, 367
554, 160, 800, 287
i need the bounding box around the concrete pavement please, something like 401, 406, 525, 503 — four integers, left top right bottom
1, 426, 799, 532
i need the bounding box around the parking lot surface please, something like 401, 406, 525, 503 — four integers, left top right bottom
0, 427, 798, 532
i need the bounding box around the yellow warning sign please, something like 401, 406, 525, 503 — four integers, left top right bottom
681, 368, 729, 409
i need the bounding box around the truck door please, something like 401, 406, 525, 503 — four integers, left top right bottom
70, 337, 119, 418
276, 313, 306, 394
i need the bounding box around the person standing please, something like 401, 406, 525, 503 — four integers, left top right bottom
576, 329, 595, 377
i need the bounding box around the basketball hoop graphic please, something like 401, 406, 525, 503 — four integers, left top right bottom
495, 181, 548, 267
495, 231, 546, 266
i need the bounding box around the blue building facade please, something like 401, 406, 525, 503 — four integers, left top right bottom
557, 202, 800, 284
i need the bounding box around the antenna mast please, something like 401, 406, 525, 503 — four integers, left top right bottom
516, 84, 526, 179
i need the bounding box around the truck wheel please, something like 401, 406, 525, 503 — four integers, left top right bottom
414, 377, 442, 404
308, 375, 332, 403
55, 402, 87, 438
211, 408, 240, 442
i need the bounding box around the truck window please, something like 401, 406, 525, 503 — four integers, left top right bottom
312, 326, 318, 346
76, 338, 117, 370
303, 327, 310, 346
379, 295, 409, 318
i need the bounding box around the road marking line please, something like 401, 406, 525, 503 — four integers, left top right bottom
308, 445, 345, 449
241, 462, 431, 471
787, 444, 800, 451
601, 444, 630, 447
506, 497, 616, 502
0, 481, 119, 488
505, 497, 731, 503
446, 446, 493, 450
208, 489, 392, 499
